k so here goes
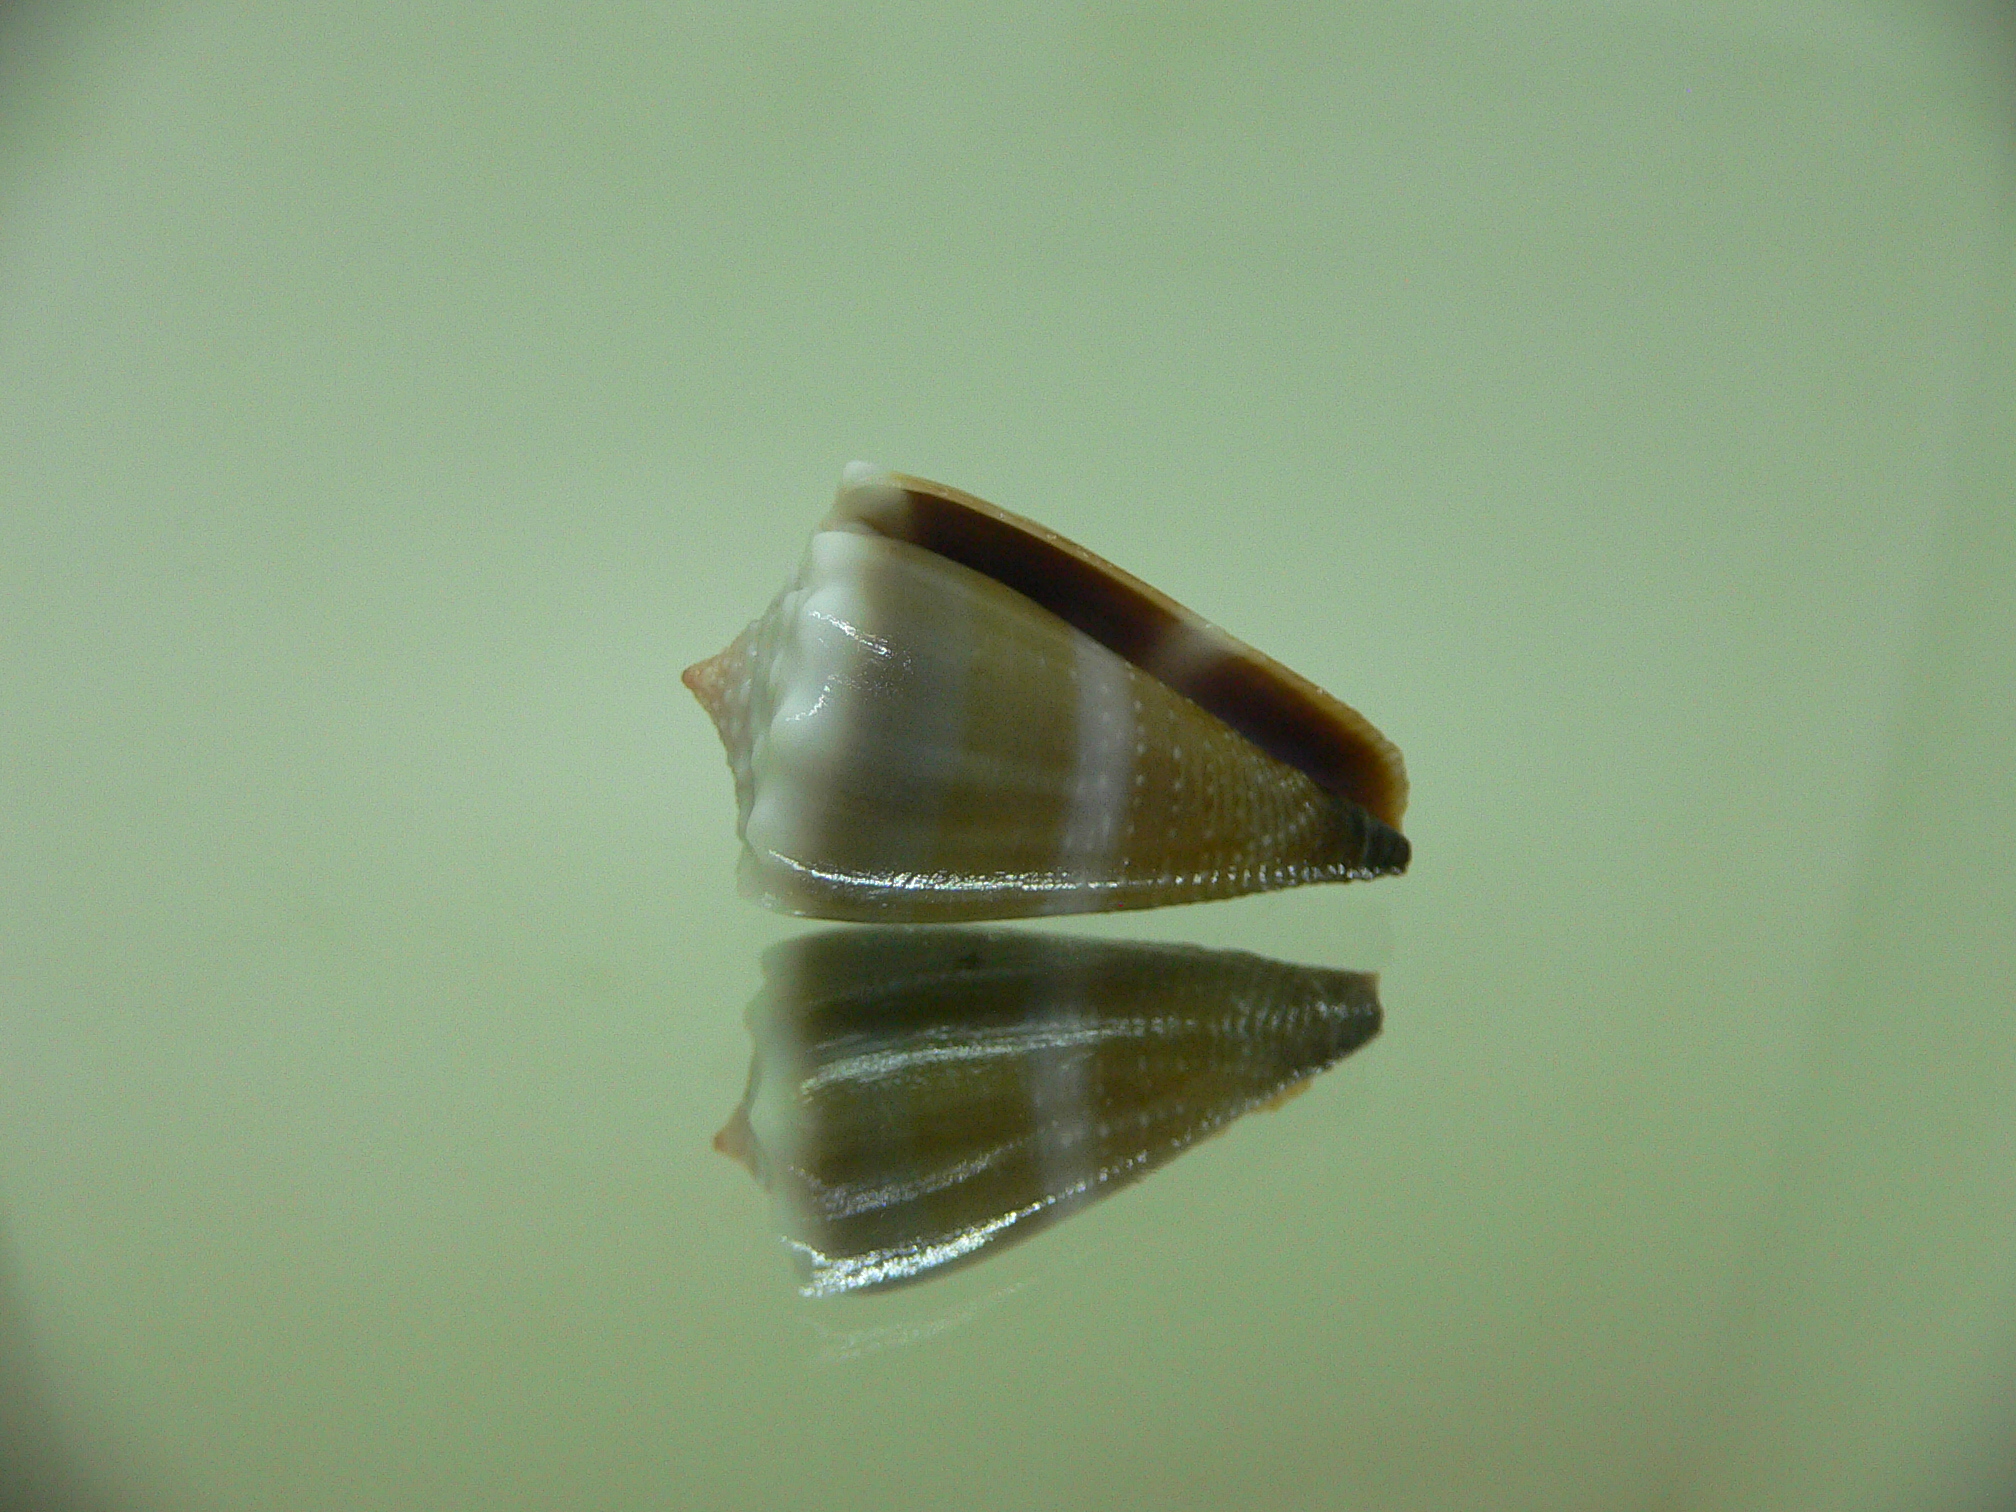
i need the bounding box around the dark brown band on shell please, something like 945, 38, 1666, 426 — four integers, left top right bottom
828, 474, 1410, 834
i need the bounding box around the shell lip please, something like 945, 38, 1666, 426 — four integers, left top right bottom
826, 469, 1409, 832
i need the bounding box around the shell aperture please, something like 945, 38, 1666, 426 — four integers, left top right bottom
685, 465, 1409, 921
715, 927, 1383, 1296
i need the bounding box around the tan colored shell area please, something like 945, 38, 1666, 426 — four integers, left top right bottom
832, 472, 1409, 831
1109, 657, 1383, 903
685, 468, 1410, 923
710, 533, 1397, 921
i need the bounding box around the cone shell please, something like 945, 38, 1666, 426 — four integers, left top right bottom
684, 464, 1409, 921
717, 927, 1382, 1296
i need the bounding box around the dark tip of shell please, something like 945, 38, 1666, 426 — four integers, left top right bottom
1361, 815, 1411, 876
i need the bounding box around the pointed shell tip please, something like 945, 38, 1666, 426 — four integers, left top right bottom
713, 1102, 758, 1175
682, 649, 733, 727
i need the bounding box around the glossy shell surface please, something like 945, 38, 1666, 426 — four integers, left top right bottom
685, 465, 1408, 921
715, 927, 1383, 1295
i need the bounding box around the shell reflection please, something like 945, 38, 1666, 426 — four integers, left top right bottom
684, 465, 1409, 921
716, 927, 1381, 1296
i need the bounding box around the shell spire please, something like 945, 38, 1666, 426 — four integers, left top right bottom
683, 464, 1409, 922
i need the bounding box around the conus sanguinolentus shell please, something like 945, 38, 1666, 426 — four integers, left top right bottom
684, 464, 1408, 921
715, 927, 1382, 1296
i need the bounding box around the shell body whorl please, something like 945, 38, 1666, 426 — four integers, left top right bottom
684, 467, 1409, 922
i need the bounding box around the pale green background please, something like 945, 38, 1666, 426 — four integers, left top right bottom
2, 3, 2013, 1509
